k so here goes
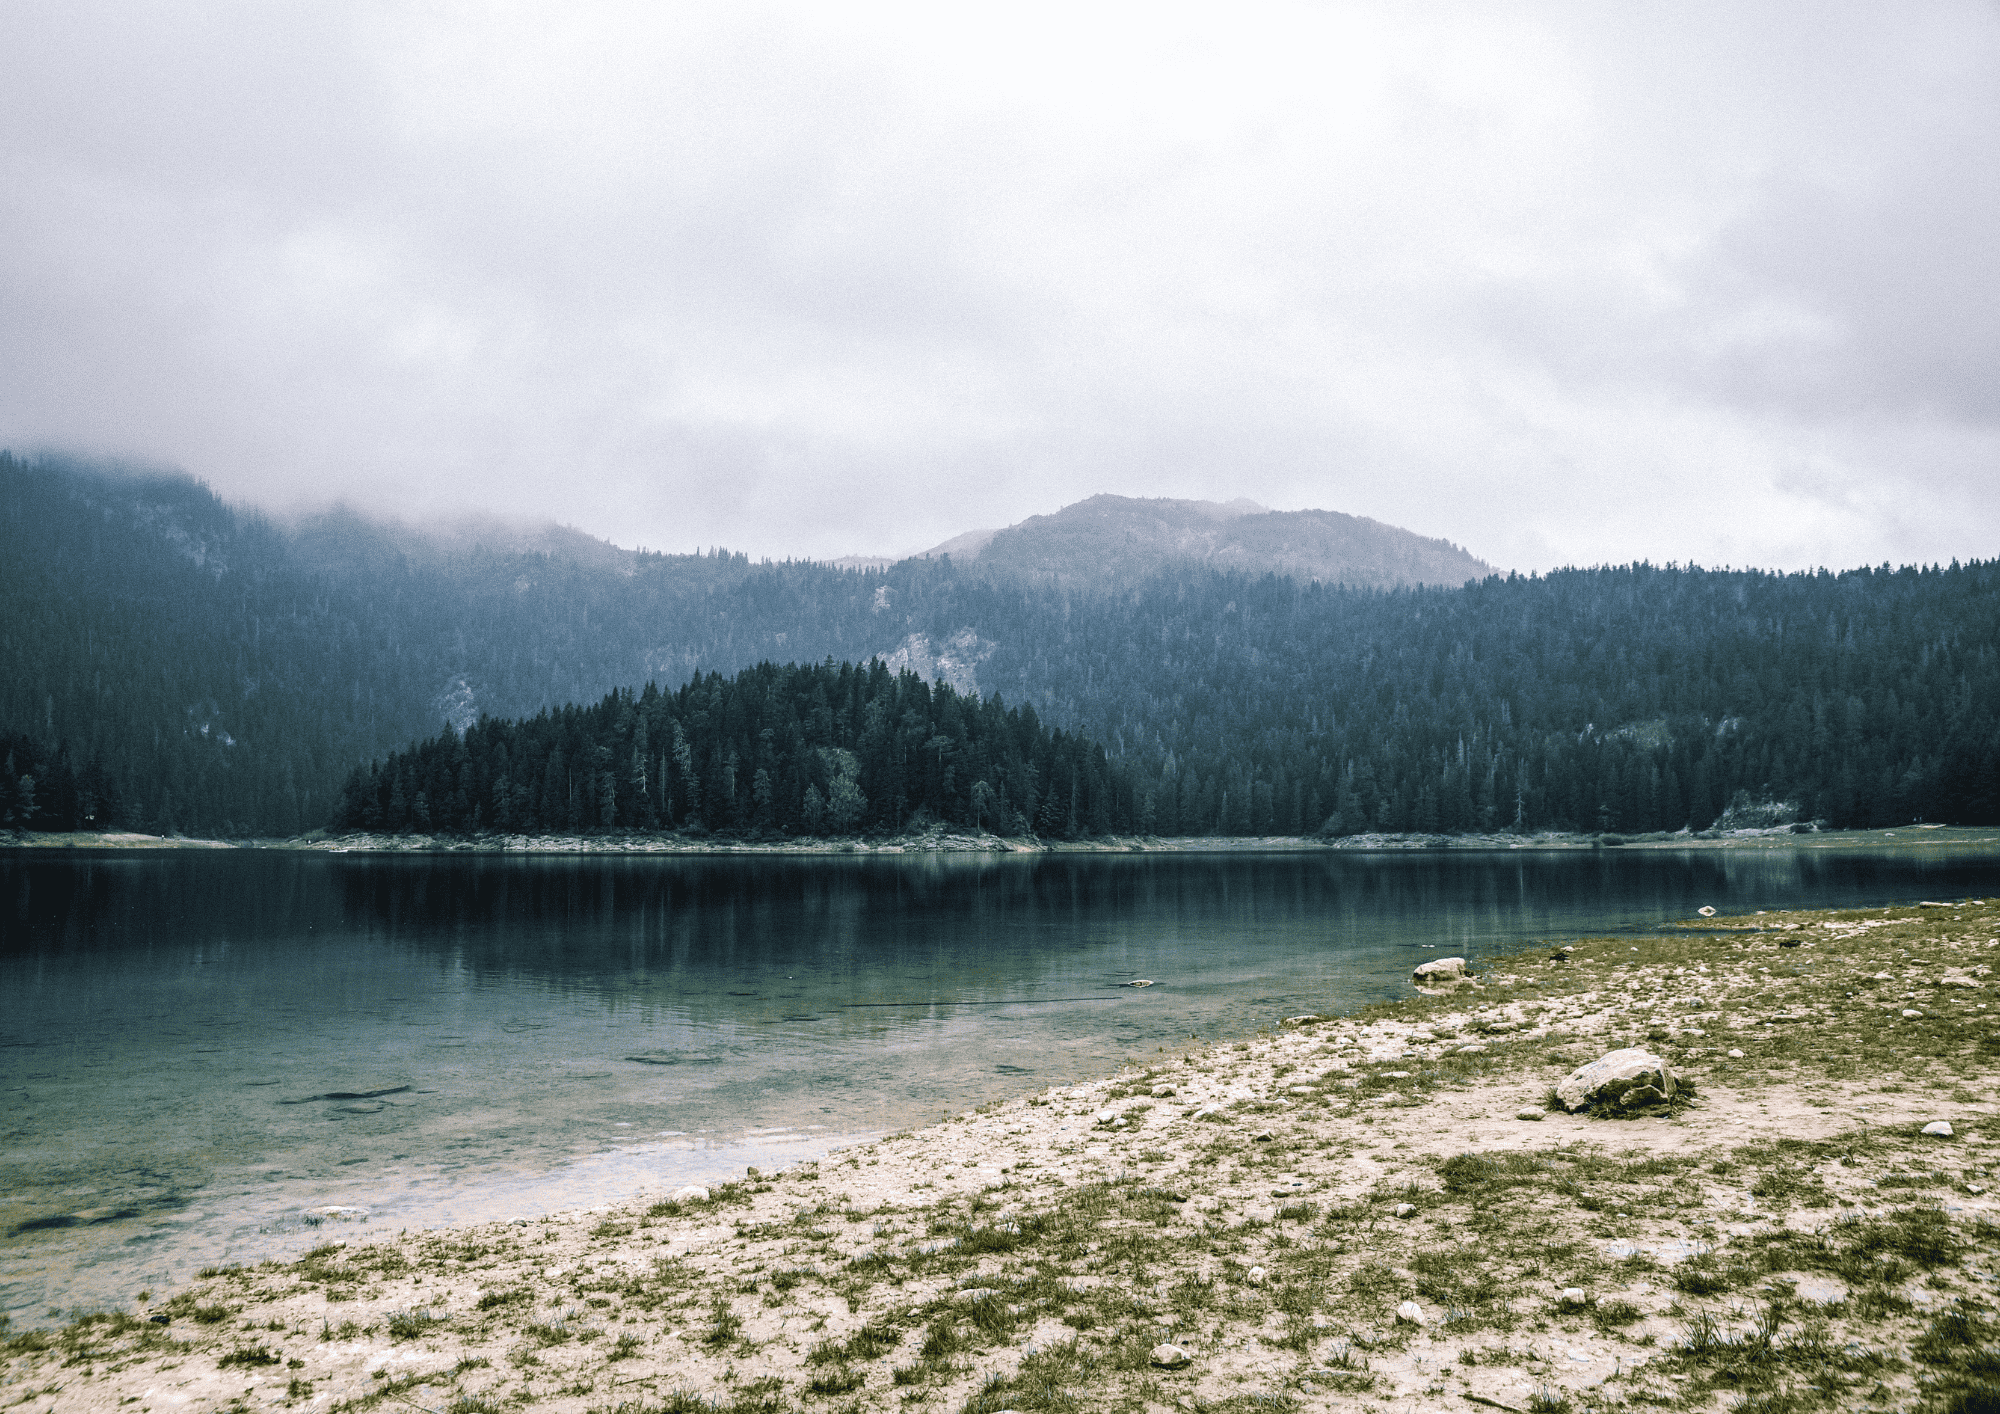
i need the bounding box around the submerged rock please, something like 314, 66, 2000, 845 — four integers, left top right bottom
1555, 1048, 1675, 1113
278, 1084, 410, 1105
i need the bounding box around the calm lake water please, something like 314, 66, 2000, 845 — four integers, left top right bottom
5, 844, 1998, 1323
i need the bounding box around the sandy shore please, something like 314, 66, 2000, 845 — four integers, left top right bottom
7, 897, 1999, 1412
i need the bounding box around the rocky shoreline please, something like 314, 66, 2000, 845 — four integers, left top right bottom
9, 823, 1999, 856
7, 897, 2000, 1412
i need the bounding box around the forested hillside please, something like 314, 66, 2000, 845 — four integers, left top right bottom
6, 453, 1998, 837
334, 661, 1121, 838
1035, 562, 2000, 836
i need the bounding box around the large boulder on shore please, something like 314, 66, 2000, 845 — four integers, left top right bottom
1413, 957, 1467, 985
1555, 1047, 1676, 1112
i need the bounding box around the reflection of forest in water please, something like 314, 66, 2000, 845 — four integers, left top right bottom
12, 844, 2000, 975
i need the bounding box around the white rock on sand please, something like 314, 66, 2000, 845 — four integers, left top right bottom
1555, 1047, 1676, 1112
1412, 956, 1468, 984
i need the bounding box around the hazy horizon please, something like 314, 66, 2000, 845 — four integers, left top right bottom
4, 3, 1996, 573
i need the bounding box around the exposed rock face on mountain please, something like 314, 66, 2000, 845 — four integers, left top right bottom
881, 628, 997, 696
922, 494, 1493, 588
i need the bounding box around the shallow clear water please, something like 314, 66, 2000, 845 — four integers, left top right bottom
4, 844, 1997, 1322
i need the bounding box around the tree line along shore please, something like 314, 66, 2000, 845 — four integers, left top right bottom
7, 454, 1999, 841
7, 897, 1999, 1413
11, 823, 2000, 856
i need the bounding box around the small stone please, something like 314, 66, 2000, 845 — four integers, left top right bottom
1252, 1130, 1274, 1143
1456, 1043, 1488, 1055
1923, 1121, 1955, 1138
1560, 1287, 1588, 1305
1394, 1202, 1416, 1218
1727, 1048, 1745, 1058
1247, 1265, 1267, 1286
1515, 1109, 1545, 1122
1903, 1009, 1925, 1019
669, 1184, 710, 1203
1395, 1300, 1427, 1326
1150, 1342, 1192, 1369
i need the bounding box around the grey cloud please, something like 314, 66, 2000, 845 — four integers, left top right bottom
1, 1, 1996, 573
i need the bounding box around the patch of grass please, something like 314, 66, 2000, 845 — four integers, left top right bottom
1916, 1307, 2000, 1373
1673, 1257, 1738, 1297
961, 1338, 1093, 1412
218, 1343, 280, 1368
1840, 1206, 1958, 1270
386, 1308, 444, 1340
1591, 1299, 1644, 1330
805, 1365, 864, 1395
808, 1320, 899, 1364
700, 1297, 742, 1348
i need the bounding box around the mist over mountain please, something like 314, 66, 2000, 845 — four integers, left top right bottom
4, 452, 1996, 839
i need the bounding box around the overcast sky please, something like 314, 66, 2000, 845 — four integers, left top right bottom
3, 2, 1996, 572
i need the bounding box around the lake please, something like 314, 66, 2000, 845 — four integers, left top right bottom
5, 843, 1998, 1324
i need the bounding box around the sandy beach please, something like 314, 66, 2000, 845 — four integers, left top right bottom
6, 896, 1999, 1413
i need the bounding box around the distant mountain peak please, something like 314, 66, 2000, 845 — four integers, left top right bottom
911, 493, 1493, 588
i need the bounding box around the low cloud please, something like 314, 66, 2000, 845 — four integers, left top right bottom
2, 1, 1995, 571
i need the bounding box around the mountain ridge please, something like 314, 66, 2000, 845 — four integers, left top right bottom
926, 493, 1494, 588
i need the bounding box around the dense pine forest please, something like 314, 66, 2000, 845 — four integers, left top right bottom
333, 662, 1119, 837
6, 453, 1998, 838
